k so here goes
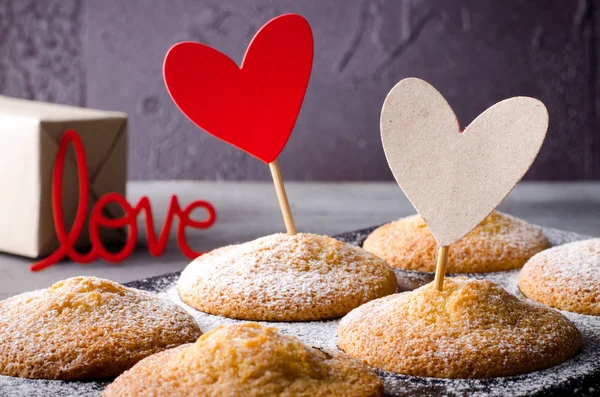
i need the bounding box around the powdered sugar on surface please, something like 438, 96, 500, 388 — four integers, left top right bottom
160, 284, 340, 351
159, 226, 600, 397
520, 238, 600, 294
0, 378, 105, 397
177, 233, 396, 322
1, 226, 598, 397
374, 308, 600, 397
546, 239, 600, 280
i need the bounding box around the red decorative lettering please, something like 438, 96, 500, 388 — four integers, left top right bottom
30, 130, 216, 271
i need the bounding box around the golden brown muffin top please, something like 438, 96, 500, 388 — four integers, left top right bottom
104, 323, 383, 397
519, 238, 600, 315
0, 277, 201, 380
177, 233, 397, 321
338, 277, 581, 379
363, 211, 549, 273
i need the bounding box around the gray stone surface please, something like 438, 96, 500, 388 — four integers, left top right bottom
0, 0, 84, 105
0, 181, 598, 300
0, 0, 598, 180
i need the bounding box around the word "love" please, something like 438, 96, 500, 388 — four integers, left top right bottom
31, 130, 216, 271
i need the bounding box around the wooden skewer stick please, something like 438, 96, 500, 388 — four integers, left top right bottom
269, 159, 297, 235
434, 245, 449, 291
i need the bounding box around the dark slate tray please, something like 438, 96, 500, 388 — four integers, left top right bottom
1, 226, 598, 397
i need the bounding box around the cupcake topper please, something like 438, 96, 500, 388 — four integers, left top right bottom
164, 14, 314, 235
381, 78, 548, 290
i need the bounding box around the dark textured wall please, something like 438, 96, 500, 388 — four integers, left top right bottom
1, 0, 599, 180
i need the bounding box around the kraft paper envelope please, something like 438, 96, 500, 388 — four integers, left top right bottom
0, 95, 128, 258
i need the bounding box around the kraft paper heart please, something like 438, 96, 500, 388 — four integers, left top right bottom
163, 14, 313, 164
381, 78, 548, 246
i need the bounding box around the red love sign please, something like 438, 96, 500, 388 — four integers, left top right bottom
163, 14, 313, 163
30, 130, 216, 271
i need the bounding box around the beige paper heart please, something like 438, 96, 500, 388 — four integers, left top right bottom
381, 78, 548, 246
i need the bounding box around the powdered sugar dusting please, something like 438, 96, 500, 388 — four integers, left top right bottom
518, 238, 600, 315
0, 378, 105, 397
538, 239, 600, 289
363, 212, 550, 274
176, 233, 396, 321
361, 226, 591, 293
1, 226, 598, 396
161, 264, 600, 396
0, 277, 200, 380
160, 281, 340, 351
375, 308, 600, 397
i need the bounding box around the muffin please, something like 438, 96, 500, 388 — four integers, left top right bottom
177, 233, 397, 321
0, 277, 201, 380
519, 238, 600, 315
338, 277, 581, 378
104, 322, 383, 397
363, 211, 549, 273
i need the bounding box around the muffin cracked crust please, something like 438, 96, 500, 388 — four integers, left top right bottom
177, 233, 398, 321
338, 278, 581, 379
0, 277, 201, 380
104, 323, 383, 397
519, 238, 600, 315
363, 211, 549, 273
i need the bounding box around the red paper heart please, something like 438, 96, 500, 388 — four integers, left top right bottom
163, 14, 313, 163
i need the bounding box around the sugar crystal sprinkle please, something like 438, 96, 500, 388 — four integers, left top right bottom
1, 227, 599, 396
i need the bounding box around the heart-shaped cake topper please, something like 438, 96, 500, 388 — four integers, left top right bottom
163, 14, 313, 163
381, 78, 548, 246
